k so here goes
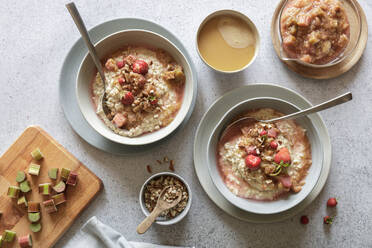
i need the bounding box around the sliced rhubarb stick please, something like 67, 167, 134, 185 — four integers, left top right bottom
29, 223, 41, 233
43, 199, 57, 214
27, 202, 40, 213
16, 171, 26, 183
18, 234, 32, 248
17, 196, 28, 208
3, 230, 16, 242
20, 181, 31, 193
38, 183, 51, 195
30, 148, 43, 160
7, 186, 20, 198
60, 168, 70, 181
28, 163, 40, 176
48, 168, 58, 180
52, 181, 66, 193
28, 212, 40, 223
52, 193, 66, 205
66, 172, 78, 186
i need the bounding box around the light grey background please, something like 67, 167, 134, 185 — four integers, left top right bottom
0, 0, 371, 247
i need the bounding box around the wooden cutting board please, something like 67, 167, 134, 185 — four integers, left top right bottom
0, 126, 103, 248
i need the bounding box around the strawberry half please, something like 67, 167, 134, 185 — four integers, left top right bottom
274, 147, 291, 164
245, 155, 261, 170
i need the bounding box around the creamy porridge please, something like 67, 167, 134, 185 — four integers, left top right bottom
217, 108, 312, 201
92, 46, 185, 137
280, 0, 350, 64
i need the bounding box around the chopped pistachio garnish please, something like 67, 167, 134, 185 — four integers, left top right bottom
29, 223, 41, 233
27, 202, 40, 213
20, 181, 31, 193
48, 168, 58, 180
43, 199, 57, 214
38, 183, 51, 195
66, 172, 78, 186
17, 196, 28, 208
28, 163, 40, 176
3, 230, 16, 242
7, 186, 20, 198
61, 168, 71, 181
28, 212, 40, 223
15, 171, 26, 183
52, 193, 66, 205
30, 148, 43, 160
52, 181, 66, 193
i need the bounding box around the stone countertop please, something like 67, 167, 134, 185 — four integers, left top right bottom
0, 0, 371, 247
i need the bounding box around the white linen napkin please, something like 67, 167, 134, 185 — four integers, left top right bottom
74, 216, 194, 248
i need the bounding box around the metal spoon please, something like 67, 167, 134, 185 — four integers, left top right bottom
66, 2, 110, 116
137, 186, 182, 234
220, 92, 352, 141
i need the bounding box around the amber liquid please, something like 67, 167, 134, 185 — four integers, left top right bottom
198, 16, 256, 72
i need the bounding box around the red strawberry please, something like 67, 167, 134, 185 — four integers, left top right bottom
245, 155, 261, 170
268, 128, 277, 138
121, 92, 134, 105
270, 141, 278, 149
274, 147, 291, 164
300, 215, 309, 225
323, 216, 333, 225
327, 198, 338, 207
116, 60, 124, 69
245, 146, 257, 155
259, 130, 267, 136
118, 77, 125, 85
132, 60, 149, 74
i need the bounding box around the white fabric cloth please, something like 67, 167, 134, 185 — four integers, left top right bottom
75, 216, 194, 248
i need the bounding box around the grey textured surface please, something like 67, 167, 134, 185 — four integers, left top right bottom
0, 1, 371, 247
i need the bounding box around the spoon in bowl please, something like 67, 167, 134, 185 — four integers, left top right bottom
66, 2, 110, 117
137, 186, 182, 234
220, 92, 352, 142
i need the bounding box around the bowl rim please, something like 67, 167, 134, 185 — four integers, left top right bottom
207, 96, 323, 214
196, 9, 261, 74
75, 29, 194, 146
139, 172, 192, 225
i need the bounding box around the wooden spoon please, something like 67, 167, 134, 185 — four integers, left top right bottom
137, 186, 182, 234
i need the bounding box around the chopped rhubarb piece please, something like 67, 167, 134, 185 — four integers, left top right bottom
61, 168, 71, 181
18, 234, 32, 248
7, 186, 20, 198
3, 230, 16, 242
43, 199, 57, 214
17, 196, 28, 208
28, 163, 40, 176
29, 223, 41, 233
66, 172, 78, 186
48, 168, 58, 180
53, 181, 66, 193
245, 146, 257, 155
20, 181, 31, 193
38, 183, 51, 195
113, 113, 127, 128
278, 176, 292, 188
28, 212, 40, 223
27, 202, 40, 213
52, 193, 66, 205
16, 171, 26, 183
31, 148, 43, 160
267, 128, 277, 138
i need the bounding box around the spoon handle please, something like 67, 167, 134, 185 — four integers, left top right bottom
267, 92, 352, 123
66, 2, 105, 82
137, 207, 163, 234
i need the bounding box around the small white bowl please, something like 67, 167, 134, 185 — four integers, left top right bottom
207, 97, 323, 214
76, 29, 194, 146
196, 9, 260, 74
139, 172, 192, 225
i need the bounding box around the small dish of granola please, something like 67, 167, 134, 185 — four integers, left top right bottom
139, 172, 191, 225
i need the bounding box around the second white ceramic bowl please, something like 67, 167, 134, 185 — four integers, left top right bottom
76, 29, 194, 146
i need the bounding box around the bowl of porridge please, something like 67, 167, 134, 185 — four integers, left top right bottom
207, 97, 323, 214
278, 0, 361, 67
76, 30, 194, 145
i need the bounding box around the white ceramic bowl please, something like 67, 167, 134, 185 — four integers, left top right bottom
207, 97, 323, 214
139, 172, 192, 225
76, 30, 194, 146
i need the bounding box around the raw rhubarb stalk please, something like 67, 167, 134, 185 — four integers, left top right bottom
52, 181, 66, 193
66, 172, 78, 186
43, 199, 57, 214
29, 223, 41, 233
16, 171, 26, 183
48, 168, 58, 180
30, 148, 43, 160
18, 234, 32, 248
28, 163, 40, 176
17, 196, 28, 208
61, 168, 70, 181
28, 212, 40, 223
38, 183, 51, 195
20, 181, 31, 193
52, 193, 66, 205
27, 202, 40, 213
3, 230, 16, 242
7, 186, 20, 198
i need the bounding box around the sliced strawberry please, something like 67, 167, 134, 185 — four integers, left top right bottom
245, 155, 261, 170
121, 92, 134, 105
274, 147, 291, 164
268, 128, 277, 138
132, 60, 149, 74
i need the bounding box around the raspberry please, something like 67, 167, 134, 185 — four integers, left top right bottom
132, 60, 149, 74
121, 92, 134, 105
300, 215, 309, 224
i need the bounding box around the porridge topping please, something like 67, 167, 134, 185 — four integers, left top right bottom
144, 176, 188, 219
280, 0, 350, 64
